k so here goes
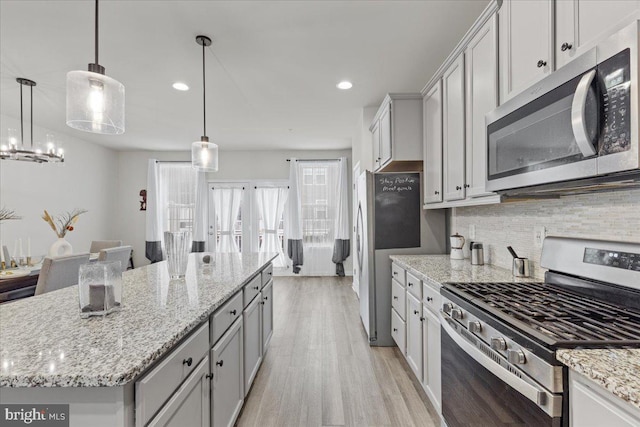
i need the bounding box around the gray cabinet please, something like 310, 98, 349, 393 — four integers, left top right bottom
423, 81, 443, 205
261, 279, 274, 353
443, 55, 466, 202
147, 357, 211, 427
406, 292, 423, 380
211, 317, 244, 427
243, 293, 262, 396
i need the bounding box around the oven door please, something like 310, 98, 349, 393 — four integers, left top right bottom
440, 315, 562, 427
486, 49, 598, 192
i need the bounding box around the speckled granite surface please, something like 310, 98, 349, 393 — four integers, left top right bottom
557, 349, 640, 410
389, 254, 540, 288
0, 252, 275, 388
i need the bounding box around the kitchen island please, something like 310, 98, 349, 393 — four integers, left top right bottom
0, 252, 276, 427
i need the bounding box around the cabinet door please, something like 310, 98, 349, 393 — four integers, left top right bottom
371, 120, 381, 170
556, 0, 640, 69
243, 294, 262, 396
406, 293, 423, 380
148, 357, 210, 427
422, 307, 441, 415
499, 0, 554, 102
423, 81, 443, 204
379, 102, 393, 167
261, 279, 274, 353
465, 14, 498, 198
443, 55, 466, 201
211, 318, 244, 427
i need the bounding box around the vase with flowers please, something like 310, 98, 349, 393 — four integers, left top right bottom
42, 209, 87, 257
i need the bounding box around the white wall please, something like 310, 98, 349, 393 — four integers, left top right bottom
0, 114, 119, 258
116, 149, 353, 271
351, 107, 377, 173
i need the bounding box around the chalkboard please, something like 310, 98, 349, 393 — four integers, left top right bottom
374, 173, 421, 250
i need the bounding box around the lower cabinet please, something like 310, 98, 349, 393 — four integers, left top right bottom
261, 280, 274, 353
211, 317, 244, 427
147, 357, 211, 427
391, 307, 406, 354
406, 293, 423, 380
243, 294, 263, 396
422, 307, 441, 414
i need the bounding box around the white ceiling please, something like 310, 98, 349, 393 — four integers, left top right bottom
0, 0, 489, 152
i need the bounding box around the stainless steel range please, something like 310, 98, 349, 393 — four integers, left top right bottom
439, 237, 640, 427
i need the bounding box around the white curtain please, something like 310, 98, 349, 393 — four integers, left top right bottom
285, 158, 303, 273
145, 159, 163, 262
158, 163, 195, 234
256, 187, 288, 267
332, 157, 350, 276
192, 170, 208, 252
212, 188, 243, 253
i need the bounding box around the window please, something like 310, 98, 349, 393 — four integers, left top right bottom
297, 161, 340, 246
158, 163, 196, 233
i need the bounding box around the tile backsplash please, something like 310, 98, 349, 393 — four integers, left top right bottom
451, 189, 640, 279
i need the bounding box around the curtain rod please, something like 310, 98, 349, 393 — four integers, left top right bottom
212, 186, 245, 190
255, 185, 290, 189
286, 158, 341, 162
155, 160, 190, 163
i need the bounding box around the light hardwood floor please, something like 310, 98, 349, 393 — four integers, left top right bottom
237, 276, 439, 427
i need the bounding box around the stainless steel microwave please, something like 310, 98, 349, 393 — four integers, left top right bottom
486, 21, 640, 193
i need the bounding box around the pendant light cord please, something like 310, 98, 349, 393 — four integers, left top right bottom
19, 82, 23, 147
30, 85, 33, 148
95, 0, 99, 65
202, 41, 206, 138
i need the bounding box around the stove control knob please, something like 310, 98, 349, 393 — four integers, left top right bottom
507, 349, 527, 364
450, 308, 464, 320
442, 303, 454, 314
490, 337, 507, 351
468, 321, 482, 333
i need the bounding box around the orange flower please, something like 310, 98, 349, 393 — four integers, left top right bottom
66, 226, 74, 231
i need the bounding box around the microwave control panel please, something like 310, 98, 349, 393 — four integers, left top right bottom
599, 48, 631, 155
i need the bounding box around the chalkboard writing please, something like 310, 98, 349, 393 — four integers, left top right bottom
374, 173, 420, 250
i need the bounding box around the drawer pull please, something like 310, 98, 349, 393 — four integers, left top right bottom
420, 317, 425, 322
393, 296, 398, 300
268, 272, 272, 276
230, 309, 237, 316
408, 282, 413, 287
253, 286, 259, 290
393, 271, 398, 276
393, 328, 398, 332
414, 310, 419, 315
426, 297, 433, 302
183, 357, 193, 367
537, 59, 547, 68
216, 360, 224, 367
264, 296, 269, 301
561, 42, 573, 51
206, 373, 213, 380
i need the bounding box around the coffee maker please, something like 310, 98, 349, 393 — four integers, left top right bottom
450, 233, 465, 260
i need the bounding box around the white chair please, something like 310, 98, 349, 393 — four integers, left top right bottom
2, 246, 10, 264
34, 253, 91, 296
89, 240, 123, 253
98, 246, 132, 273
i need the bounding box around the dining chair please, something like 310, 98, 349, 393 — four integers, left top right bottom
89, 240, 123, 253
98, 246, 133, 273
34, 253, 91, 296
2, 246, 10, 264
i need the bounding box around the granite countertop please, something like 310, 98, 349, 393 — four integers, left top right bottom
557, 349, 640, 410
389, 254, 540, 288
0, 252, 276, 388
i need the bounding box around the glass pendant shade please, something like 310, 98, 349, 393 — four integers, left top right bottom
191, 139, 218, 172
66, 70, 125, 135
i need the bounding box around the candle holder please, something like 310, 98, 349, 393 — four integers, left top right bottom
79, 261, 122, 318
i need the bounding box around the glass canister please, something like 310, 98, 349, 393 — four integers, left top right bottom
164, 231, 192, 279
79, 261, 123, 318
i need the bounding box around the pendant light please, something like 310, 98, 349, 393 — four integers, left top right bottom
66, 0, 125, 135
191, 35, 219, 172
0, 78, 64, 164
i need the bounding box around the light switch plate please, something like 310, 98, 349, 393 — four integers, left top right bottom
534, 226, 547, 248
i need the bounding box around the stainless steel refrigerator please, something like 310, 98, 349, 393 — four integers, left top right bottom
356, 171, 446, 346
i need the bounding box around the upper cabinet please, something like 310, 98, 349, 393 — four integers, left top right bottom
423, 82, 443, 204
556, 0, 640, 68
499, 0, 554, 103
370, 94, 423, 172
442, 56, 466, 202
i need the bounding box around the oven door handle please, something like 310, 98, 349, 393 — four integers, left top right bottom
440, 314, 560, 417
571, 69, 598, 157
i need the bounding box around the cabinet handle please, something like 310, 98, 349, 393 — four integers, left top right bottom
216, 360, 224, 367
456, 186, 462, 190
434, 190, 440, 195
268, 271, 272, 276
420, 317, 425, 322
561, 42, 573, 52
260, 301, 265, 305
537, 60, 547, 68
183, 357, 193, 367
230, 309, 237, 316
393, 328, 398, 332
206, 373, 214, 380
464, 184, 470, 188
253, 286, 259, 290
408, 282, 413, 287
414, 310, 419, 315
426, 297, 433, 302
264, 296, 269, 301
393, 271, 398, 276
393, 296, 399, 300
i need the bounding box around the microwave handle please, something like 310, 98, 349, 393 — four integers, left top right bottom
571, 69, 598, 157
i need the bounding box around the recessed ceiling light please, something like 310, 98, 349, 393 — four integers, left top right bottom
336, 81, 353, 90
172, 82, 189, 91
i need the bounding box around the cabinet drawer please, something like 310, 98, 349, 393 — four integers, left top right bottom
391, 279, 406, 321
391, 308, 406, 354
406, 272, 422, 300
422, 283, 441, 314
391, 263, 405, 286
261, 263, 273, 288
243, 274, 261, 308
136, 321, 209, 427
211, 292, 243, 346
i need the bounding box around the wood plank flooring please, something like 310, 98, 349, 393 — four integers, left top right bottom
237, 276, 439, 427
